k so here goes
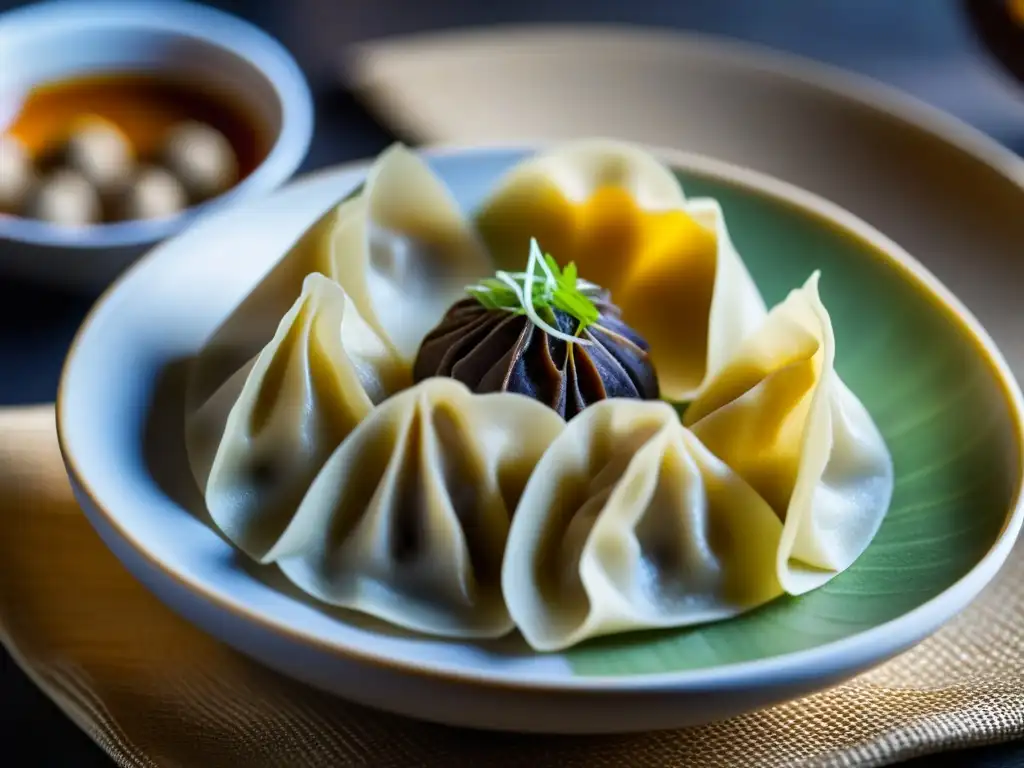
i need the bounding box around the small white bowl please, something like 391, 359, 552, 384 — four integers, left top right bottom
0, 0, 314, 292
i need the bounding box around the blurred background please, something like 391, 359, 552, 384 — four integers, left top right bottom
1, 1, 1023, 766
194, 0, 1024, 164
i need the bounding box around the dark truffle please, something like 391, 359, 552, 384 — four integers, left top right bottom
413, 294, 659, 420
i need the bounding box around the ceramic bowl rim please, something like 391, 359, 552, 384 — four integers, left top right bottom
0, 0, 314, 250
56, 143, 1024, 693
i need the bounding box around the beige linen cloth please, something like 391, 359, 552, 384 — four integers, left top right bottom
1, 404, 1022, 768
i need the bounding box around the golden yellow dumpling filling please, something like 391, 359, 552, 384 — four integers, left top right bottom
477, 151, 729, 401
611, 199, 718, 401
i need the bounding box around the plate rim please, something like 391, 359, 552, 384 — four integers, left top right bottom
56, 143, 1024, 693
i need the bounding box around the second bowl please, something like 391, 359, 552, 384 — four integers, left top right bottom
0, 0, 314, 291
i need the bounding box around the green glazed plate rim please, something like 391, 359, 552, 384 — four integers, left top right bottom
57, 144, 1024, 692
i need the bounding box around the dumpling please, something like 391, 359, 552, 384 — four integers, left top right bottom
186, 273, 409, 560
186, 197, 353, 415
333, 144, 492, 361
186, 143, 489, 415
475, 138, 688, 286
413, 280, 659, 420
503, 399, 784, 652
474, 139, 767, 401
615, 197, 768, 403
683, 271, 894, 594
264, 378, 566, 638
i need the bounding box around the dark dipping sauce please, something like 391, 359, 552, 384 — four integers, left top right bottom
8, 72, 269, 177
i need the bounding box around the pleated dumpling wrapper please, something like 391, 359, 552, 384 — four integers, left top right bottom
683, 271, 894, 595
186, 143, 490, 416
265, 378, 565, 638
187, 273, 409, 561
474, 139, 767, 401
503, 399, 785, 652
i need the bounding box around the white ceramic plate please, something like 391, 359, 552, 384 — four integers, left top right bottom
56, 145, 1023, 734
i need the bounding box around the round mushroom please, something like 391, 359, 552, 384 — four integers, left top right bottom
0, 134, 34, 214
63, 116, 134, 195
118, 165, 188, 221
27, 168, 101, 226
161, 121, 238, 203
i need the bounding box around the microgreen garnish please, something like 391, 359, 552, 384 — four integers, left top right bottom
466, 238, 603, 345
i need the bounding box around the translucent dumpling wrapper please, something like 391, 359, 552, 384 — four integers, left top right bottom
265, 378, 566, 638
186, 273, 409, 560
474, 139, 767, 401
503, 399, 785, 652
683, 271, 894, 594
332, 144, 492, 362
186, 143, 490, 415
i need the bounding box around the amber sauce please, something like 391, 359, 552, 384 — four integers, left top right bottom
7, 72, 269, 177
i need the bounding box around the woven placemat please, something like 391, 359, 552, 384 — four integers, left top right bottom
1, 405, 1021, 768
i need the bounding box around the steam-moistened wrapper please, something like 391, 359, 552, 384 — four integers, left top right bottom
186, 273, 409, 560
413, 294, 659, 420
474, 139, 768, 401
188, 271, 564, 636
185, 144, 491, 419
503, 399, 784, 652
266, 378, 565, 638
684, 272, 894, 594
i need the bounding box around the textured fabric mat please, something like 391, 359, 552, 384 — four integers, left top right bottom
1, 405, 1021, 768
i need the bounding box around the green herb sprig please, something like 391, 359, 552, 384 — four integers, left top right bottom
466, 238, 603, 344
